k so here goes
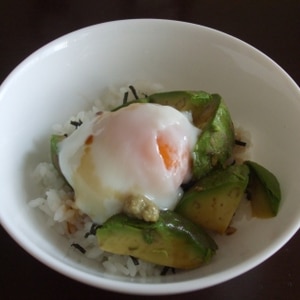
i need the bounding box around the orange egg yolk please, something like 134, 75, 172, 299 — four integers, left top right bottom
157, 134, 189, 175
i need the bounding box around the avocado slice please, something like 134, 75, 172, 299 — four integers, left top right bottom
245, 161, 281, 218
192, 100, 235, 179
148, 91, 221, 131
96, 210, 217, 269
175, 164, 249, 234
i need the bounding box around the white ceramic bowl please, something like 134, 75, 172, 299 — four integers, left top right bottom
0, 19, 299, 295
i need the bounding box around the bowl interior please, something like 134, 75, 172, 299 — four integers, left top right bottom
0, 19, 300, 295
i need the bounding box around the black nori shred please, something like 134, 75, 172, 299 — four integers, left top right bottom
181, 178, 198, 192
85, 223, 102, 238
235, 139, 247, 147
71, 243, 86, 254
160, 266, 176, 276
123, 91, 129, 104
130, 256, 140, 266
246, 189, 252, 201
129, 85, 139, 100
70, 119, 83, 129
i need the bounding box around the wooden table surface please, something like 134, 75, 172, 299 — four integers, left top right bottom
1, 1, 299, 299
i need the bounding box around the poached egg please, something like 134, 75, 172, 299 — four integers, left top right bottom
58, 103, 200, 223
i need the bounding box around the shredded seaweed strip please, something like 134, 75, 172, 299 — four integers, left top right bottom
245, 188, 252, 200
129, 85, 139, 100
181, 180, 196, 192
235, 139, 247, 147
123, 91, 129, 104
130, 256, 140, 266
70, 119, 83, 129
85, 223, 102, 238
160, 266, 176, 276
71, 243, 86, 254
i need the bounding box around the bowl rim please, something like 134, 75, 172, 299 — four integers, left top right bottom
0, 18, 300, 295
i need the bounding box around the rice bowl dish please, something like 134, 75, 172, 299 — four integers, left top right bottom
0, 19, 300, 295
28, 83, 255, 277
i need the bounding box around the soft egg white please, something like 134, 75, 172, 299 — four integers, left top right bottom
58, 103, 200, 223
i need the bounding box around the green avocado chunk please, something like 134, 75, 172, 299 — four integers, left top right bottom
244, 161, 281, 218
96, 210, 218, 269
192, 99, 235, 179
148, 90, 221, 131
175, 164, 249, 234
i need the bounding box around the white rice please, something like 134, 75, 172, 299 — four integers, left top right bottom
28, 83, 251, 277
